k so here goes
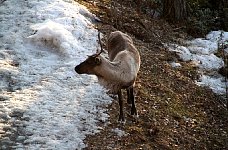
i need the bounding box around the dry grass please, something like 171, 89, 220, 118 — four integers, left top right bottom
75, 0, 228, 149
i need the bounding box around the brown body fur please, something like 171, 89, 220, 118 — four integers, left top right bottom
75, 31, 140, 121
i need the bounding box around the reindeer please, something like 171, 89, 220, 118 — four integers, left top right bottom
75, 31, 140, 122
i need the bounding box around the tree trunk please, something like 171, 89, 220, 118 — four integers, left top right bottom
220, 0, 228, 30
163, 0, 187, 22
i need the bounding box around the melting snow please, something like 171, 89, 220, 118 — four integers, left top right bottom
196, 75, 226, 95
170, 62, 181, 68
112, 128, 128, 137
167, 31, 227, 95
0, 0, 112, 149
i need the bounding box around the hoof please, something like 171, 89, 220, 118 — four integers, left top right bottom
118, 116, 125, 124
131, 108, 137, 116
118, 119, 126, 124
132, 114, 139, 118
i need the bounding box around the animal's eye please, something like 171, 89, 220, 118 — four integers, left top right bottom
94, 57, 101, 65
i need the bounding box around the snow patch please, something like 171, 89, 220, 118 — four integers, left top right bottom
196, 75, 226, 94
170, 62, 181, 68
28, 20, 75, 56
0, 0, 112, 149
166, 31, 227, 95
187, 38, 218, 55
112, 128, 128, 137
194, 54, 224, 70
206, 31, 228, 42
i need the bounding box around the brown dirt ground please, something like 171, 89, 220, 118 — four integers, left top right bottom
75, 0, 228, 149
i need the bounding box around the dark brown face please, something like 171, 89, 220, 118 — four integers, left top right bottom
75, 54, 101, 75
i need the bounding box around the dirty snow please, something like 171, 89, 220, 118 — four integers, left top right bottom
170, 62, 181, 68
196, 75, 226, 95
0, 0, 112, 149
167, 31, 227, 95
112, 128, 128, 137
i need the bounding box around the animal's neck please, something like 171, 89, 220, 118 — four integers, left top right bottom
95, 54, 137, 93
96, 55, 121, 80
95, 55, 129, 93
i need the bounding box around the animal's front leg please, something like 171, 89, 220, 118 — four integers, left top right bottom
118, 90, 125, 122
129, 87, 137, 116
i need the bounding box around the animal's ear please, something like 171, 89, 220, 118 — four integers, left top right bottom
95, 57, 101, 65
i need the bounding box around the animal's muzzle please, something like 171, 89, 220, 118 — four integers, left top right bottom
74, 65, 81, 74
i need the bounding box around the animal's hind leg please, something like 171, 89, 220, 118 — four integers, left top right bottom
118, 90, 125, 122
129, 87, 137, 116
127, 88, 132, 104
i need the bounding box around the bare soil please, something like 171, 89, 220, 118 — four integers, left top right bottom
75, 0, 228, 149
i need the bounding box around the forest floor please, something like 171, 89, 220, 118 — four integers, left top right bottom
76, 0, 228, 149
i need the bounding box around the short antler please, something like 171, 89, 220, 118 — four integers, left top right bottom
97, 31, 104, 55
